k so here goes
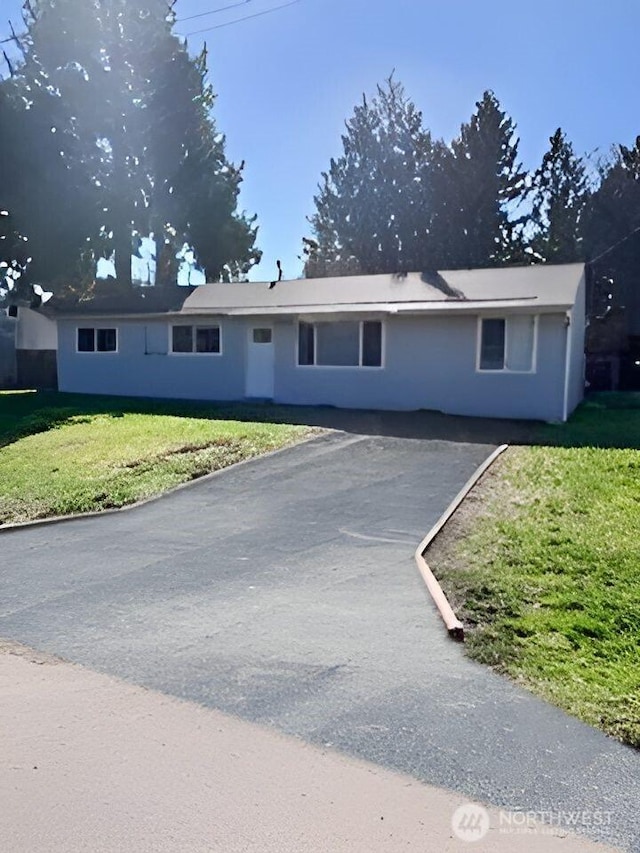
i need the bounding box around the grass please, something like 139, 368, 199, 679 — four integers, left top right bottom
0, 391, 317, 525
430, 392, 640, 747
3, 388, 640, 745
536, 391, 640, 449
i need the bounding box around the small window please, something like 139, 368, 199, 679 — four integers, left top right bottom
298, 322, 314, 365
97, 328, 117, 352
172, 326, 193, 353
196, 327, 220, 353
479, 316, 535, 372
252, 328, 272, 344
171, 325, 221, 354
480, 319, 506, 370
505, 315, 535, 371
77, 327, 116, 353
297, 320, 383, 368
362, 321, 382, 367
77, 328, 95, 352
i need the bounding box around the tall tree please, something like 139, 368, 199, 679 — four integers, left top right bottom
305, 85, 528, 277
1, 0, 260, 293
304, 76, 440, 277
525, 128, 590, 263
445, 91, 526, 268
583, 147, 640, 261
620, 135, 640, 178
582, 144, 640, 316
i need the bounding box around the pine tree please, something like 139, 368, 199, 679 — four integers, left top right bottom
582, 146, 640, 317
583, 148, 640, 260
620, 135, 640, 178
445, 91, 527, 268
2, 0, 260, 292
526, 128, 590, 263
305, 77, 440, 276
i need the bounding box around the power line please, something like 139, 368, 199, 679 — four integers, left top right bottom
177, 1, 253, 23
1, 0, 301, 47
0, 0, 244, 42
586, 226, 640, 266
178, 0, 300, 36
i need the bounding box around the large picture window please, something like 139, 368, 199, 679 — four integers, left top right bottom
171, 325, 221, 354
77, 327, 117, 353
297, 320, 383, 367
478, 315, 536, 372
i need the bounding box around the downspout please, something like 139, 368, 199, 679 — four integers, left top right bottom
562, 309, 572, 423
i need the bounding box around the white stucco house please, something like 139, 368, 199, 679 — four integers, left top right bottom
32, 262, 586, 421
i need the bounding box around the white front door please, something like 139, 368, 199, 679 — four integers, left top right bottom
245, 326, 275, 398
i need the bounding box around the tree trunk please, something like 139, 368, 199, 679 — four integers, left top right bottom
112, 140, 133, 289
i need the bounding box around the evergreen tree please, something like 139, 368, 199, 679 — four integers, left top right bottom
620, 135, 640, 178
1, 0, 260, 292
583, 148, 640, 260
305, 85, 527, 277
526, 128, 590, 263
305, 77, 440, 276
0, 41, 97, 294
445, 91, 526, 268
582, 145, 640, 316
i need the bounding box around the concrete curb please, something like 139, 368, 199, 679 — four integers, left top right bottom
414, 443, 509, 641
0, 431, 330, 535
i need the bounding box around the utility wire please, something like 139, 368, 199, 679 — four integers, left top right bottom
586, 225, 640, 266
178, 0, 300, 36
177, 1, 253, 23
2, 1, 298, 43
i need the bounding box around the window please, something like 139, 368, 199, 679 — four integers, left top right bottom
479, 319, 505, 370
77, 327, 117, 352
171, 325, 221, 354
297, 321, 383, 367
252, 328, 272, 344
478, 316, 536, 372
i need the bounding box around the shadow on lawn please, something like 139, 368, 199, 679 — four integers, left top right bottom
1, 390, 639, 450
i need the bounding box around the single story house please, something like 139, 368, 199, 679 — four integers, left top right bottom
45, 263, 585, 421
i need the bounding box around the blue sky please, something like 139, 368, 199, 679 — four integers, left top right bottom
2, 0, 639, 281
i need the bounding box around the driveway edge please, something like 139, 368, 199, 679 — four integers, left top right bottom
414, 443, 509, 640
0, 431, 333, 534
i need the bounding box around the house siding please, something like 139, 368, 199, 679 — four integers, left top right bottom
567, 272, 586, 416
57, 310, 572, 421
274, 313, 567, 421
57, 317, 245, 400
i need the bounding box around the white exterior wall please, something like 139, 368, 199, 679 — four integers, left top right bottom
56, 309, 575, 421
16, 307, 58, 350
274, 313, 568, 421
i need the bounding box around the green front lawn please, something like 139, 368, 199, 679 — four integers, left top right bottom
0, 391, 316, 525
429, 393, 640, 747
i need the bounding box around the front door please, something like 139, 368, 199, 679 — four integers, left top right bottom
245, 326, 275, 398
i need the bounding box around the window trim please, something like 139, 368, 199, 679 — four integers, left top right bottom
169, 323, 223, 356
476, 315, 538, 374
295, 319, 385, 369
76, 326, 118, 354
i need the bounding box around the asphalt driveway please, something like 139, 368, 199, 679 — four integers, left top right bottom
1, 431, 639, 850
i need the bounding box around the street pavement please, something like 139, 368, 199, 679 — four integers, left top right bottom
1, 431, 639, 851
